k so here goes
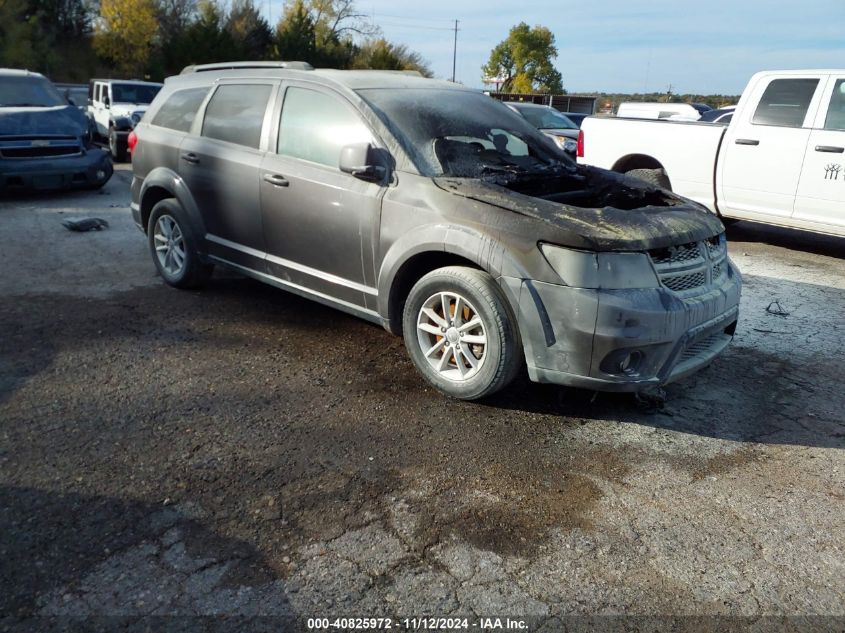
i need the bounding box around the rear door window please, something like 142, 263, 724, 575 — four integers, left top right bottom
151, 87, 209, 132
277, 86, 373, 167
823, 79, 845, 131
752, 78, 819, 127
201, 84, 273, 149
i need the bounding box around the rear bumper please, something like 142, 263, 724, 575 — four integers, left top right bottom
0, 149, 112, 191
501, 258, 742, 392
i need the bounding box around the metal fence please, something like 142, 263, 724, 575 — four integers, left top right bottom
488, 93, 597, 114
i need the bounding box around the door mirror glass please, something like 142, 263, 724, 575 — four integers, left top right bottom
339, 142, 386, 182
103, 94, 110, 108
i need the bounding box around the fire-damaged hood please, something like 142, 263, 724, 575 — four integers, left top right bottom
434, 165, 725, 252
0, 105, 89, 138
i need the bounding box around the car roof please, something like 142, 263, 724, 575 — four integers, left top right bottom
506, 102, 552, 109
166, 65, 472, 93
0, 68, 47, 79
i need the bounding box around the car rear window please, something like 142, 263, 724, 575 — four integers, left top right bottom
151, 87, 209, 133
752, 78, 819, 127
201, 84, 273, 149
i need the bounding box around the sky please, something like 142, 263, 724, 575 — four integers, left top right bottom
260, 0, 845, 95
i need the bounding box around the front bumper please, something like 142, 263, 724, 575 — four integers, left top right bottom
501, 259, 742, 392
0, 148, 112, 191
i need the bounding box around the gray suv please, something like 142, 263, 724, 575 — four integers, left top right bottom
130, 62, 741, 400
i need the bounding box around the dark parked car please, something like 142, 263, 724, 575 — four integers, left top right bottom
131, 62, 740, 400
505, 102, 580, 153
0, 69, 112, 192
699, 106, 735, 124
560, 112, 590, 127
55, 83, 89, 112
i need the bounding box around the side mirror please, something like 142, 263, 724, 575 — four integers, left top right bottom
67, 97, 76, 107
339, 142, 387, 183
103, 95, 110, 109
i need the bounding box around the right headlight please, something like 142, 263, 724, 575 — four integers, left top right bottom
539, 243, 660, 289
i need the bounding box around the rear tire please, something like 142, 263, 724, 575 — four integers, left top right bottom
402, 266, 522, 400
108, 127, 127, 162
147, 199, 213, 289
626, 168, 671, 190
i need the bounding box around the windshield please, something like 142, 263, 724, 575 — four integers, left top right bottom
111, 83, 162, 104
358, 88, 574, 178
0, 76, 65, 107
514, 106, 577, 130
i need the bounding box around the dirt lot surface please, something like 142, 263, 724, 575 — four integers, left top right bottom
1, 167, 843, 631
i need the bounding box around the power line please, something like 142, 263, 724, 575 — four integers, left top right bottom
377, 20, 458, 32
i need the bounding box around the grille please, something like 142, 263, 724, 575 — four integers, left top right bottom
663, 271, 706, 292
649, 232, 727, 295
680, 333, 722, 362
649, 241, 702, 265
0, 146, 80, 158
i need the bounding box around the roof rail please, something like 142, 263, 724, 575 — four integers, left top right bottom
180, 61, 314, 74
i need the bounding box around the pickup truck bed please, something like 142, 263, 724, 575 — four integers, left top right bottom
578, 70, 845, 238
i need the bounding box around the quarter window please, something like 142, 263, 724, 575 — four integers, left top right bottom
824, 79, 845, 131
277, 87, 373, 167
202, 84, 273, 149
752, 78, 819, 127
151, 87, 209, 132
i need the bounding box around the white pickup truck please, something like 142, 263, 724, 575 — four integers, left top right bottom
578, 70, 845, 237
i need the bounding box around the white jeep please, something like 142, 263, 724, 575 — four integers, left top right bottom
88, 79, 162, 161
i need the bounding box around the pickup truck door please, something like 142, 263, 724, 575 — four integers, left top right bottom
793, 75, 845, 229
719, 75, 825, 220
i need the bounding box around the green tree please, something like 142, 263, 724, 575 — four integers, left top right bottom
352, 38, 431, 77
273, 0, 316, 61
482, 22, 562, 93
93, 0, 158, 76
181, 0, 237, 65
227, 0, 272, 59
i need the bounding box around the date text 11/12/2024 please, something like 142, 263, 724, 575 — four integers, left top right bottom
307, 617, 529, 630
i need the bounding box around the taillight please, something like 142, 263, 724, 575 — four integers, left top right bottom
576, 129, 584, 158
127, 130, 138, 156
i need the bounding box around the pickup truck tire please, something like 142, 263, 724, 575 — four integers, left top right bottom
147, 199, 213, 289
626, 168, 671, 190
108, 127, 128, 162
402, 266, 522, 400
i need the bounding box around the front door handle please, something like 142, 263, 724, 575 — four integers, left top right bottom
735, 139, 760, 146
263, 174, 289, 187
180, 152, 200, 164
815, 145, 844, 153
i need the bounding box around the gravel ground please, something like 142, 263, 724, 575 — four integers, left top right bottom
1, 167, 843, 632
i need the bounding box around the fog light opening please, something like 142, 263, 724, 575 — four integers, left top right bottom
618, 350, 644, 376
96, 170, 105, 180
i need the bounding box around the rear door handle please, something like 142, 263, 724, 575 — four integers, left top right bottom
263, 174, 289, 187
180, 152, 200, 164
735, 139, 760, 146
815, 145, 844, 153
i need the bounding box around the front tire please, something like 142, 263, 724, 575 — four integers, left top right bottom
402, 266, 522, 400
147, 199, 213, 289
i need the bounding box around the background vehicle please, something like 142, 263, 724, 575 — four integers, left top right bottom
130, 62, 739, 400
578, 70, 845, 237
699, 106, 736, 124
55, 83, 88, 112
615, 102, 711, 120
88, 79, 162, 161
560, 111, 589, 127
505, 102, 579, 153
0, 69, 112, 191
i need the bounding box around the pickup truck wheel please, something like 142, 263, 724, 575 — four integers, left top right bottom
148, 199, 213, 289
403, 266, 522, 400
108, 127, 128, 162
626, 168, 671, 190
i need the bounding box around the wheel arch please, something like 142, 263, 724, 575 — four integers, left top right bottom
377, 225, 523, 336
612, 153, 665, 174
139, 167, 207, 246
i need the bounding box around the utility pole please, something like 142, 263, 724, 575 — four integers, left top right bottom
451, 20, 459, 82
